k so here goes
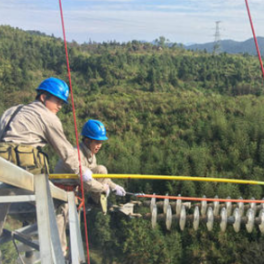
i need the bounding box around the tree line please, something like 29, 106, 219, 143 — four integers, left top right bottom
1, 25, 264, 263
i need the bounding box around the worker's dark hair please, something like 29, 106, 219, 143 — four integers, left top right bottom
82, 136, 92, 142
35, 91, 52, 101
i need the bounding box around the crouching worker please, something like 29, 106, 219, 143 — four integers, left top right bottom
55, 119, 126, 207
0, 77, 92, 257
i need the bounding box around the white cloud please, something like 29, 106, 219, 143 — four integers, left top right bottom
0, 0, 263, 44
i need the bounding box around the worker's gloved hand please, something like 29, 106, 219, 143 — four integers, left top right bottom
83, 169, 93, 182
113, 185, 126, 196
103, 184, 110, 197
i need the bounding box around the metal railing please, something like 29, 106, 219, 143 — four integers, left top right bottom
0, 157, 85, 264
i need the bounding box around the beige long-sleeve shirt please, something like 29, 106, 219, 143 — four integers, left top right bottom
55, 142, 116, 192
0, 101, 89, 175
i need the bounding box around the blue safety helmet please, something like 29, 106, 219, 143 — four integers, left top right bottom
36, 77, 69, 104
82, 120, 108, 141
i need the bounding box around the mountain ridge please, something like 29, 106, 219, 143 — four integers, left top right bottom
184, 37, 264, 55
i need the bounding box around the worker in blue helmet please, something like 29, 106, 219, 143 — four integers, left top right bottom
0, 77, 73, 173
54, 119, 126, 257
0, 77, 95, 257
54, 119, 125, 257
55, 119, 126, 201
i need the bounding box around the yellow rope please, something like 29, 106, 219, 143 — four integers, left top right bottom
49, 173, 264, 185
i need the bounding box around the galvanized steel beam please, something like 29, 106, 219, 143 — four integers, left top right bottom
0, 195, 36, 203
34, 173, 65, 264
68, 192, 85, 264
0, 157, 67, 202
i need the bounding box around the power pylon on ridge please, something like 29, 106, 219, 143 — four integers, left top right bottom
213, 21, 222, 55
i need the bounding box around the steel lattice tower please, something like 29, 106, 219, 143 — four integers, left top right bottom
213, 21, 222, 55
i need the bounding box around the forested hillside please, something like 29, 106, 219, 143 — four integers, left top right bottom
1, 25, 264, 264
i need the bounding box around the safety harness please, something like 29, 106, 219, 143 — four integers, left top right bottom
0, 105, 49, 174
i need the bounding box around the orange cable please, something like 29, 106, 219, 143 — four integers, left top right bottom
137, 194, 264, 204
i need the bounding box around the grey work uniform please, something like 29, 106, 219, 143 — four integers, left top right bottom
0, 101, 89, 174
55, 142, 116, 194
55, 142, 117, 252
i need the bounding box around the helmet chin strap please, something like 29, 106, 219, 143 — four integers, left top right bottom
84, 138, 92, 151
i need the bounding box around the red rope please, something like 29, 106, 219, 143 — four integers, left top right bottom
245, 0, 264, 79
58, 1, 90, 263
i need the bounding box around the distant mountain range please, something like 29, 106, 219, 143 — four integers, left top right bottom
184, 37, 264, 56
25, 28, 264, 56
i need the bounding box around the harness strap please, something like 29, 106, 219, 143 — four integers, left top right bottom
0, 105, 24, 141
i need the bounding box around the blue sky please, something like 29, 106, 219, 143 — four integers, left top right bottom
0, 0, 263, 44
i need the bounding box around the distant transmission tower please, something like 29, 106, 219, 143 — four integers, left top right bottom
213, 21, 222, 55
